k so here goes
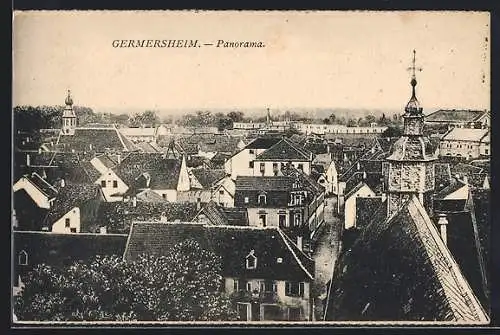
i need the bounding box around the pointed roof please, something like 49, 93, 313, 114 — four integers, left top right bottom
123, 223, 314, 281
255, 138, 312, 161
325, 195, 488, 322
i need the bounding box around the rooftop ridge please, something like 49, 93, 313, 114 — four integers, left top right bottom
276, 228, 314, 280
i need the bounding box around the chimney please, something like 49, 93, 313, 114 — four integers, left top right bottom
38, 147, 42, 154
89, 143, 93, 151
117, 154, 122, 165
357, 162, 360, 170
437, 214, 449, 246
296, 235, 303, 251
60, 178, 65, 188
381, 193, 387, 202
463, 175, 468, 185
363, 171, 367, 180
196, 198, 202, 210
132, 196, 137, 207
26, 154, 30, 167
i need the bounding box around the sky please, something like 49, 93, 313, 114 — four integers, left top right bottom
12, 11, 490, 115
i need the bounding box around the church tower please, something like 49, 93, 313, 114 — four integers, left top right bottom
386, 50, 437, 217
61, 90, 77, 135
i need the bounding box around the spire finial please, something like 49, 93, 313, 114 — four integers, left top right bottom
407, 49, 422, 88
65, 89, 73, 106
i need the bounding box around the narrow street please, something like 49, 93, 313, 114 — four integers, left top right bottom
311, 196, 342, 321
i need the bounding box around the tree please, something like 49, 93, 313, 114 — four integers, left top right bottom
14, 239, 238, 321
129, 110, 160, 127
346, 118, 356, 127
382, 125, 403, 138
227, 111, 244, 123
322, 118, 331, 125
328, 113, 336, 124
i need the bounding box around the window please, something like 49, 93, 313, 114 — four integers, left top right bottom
162, 194, 166, 199
219, 190, 224, 195
273, 163, 278, 170
258, 194, 267, 205
285, 282, 305, 297
249, 161, 254, 168
247, 282, 252, 291
233, 279, 239, 291
244, 197, 249, 204
297, 163, 304, 171
113, 180, 118, 188
485, 149, 489, 154
65, 218, 70, 228
260, 280, 277, 292
294, 212, 302, 227
101, 180, 106, 187
70, 228, 77, 233
249, 149, 255, 154
259, 214, 267, 227
260, 163, 265, 174
246, 250, 257, 269
18, 250, 28, 265
279, 214, 287, 227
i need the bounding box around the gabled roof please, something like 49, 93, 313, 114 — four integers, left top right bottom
44, 182, 102, 225
190, 168, 226, 189
441, 128, 489, 142
434, 179, 467, 200
135, 141, 159, 153
235, 176, 293, 192
123, 223, 314, 281
450, 163, 483, 178
325, 195, 488, 322
244, 137, 282, 150
196, 201, 249, 226
23, 172, 58, 199
280, 165, 325, 195
119, 127, 157, 137
255, 138, 312, 161
113, 153, 184, 190
345, 181, 374, 201
433, 199, 467, 213
57, 127, 137, 153
425, 110, 488, 123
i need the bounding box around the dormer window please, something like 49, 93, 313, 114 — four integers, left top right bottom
18, 250, 28, 266
246, 250, 257, 269
258, 193, 267, 205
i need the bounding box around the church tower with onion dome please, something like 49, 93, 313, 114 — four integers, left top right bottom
61, 89, 77, 135
385, 50, 438, 217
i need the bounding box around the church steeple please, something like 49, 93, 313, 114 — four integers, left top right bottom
385, 50, 437, 218
403, 50, 425, 136
61, 90, 77, 135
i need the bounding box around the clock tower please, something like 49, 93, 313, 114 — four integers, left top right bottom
386, 50, 437, 217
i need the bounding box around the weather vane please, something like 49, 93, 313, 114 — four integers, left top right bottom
407, 49, 423, 79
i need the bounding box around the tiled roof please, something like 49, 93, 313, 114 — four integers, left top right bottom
325, 195, 488, 322
435, 209, 489, 309
191, 168, 226, 189
354, 197, 384, 230
196, 201, 249, 226
113, 153, 183, 190
24, 172, 58, 199
441, 128, 489, 142
93, 201, 198, 234
433, 199, 467, 213
255, 138, 312, 161
468, 173, 489, 188
135, 141, 159, 153
96, 154, 119, 169
450, 163, 483, 178
123, 223, 314, 281
13, 189, 50, 231
435, 163, 453, 192
44, 182, 102, 226
280, 165, 325, 195
434, 179, 467, 199
14, 231, 128, 282
470, 188, 490, 293
235, 176, 293, 192
57, 127, 137, 153
425, 110, 488, 123
244, 137, 282, 150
